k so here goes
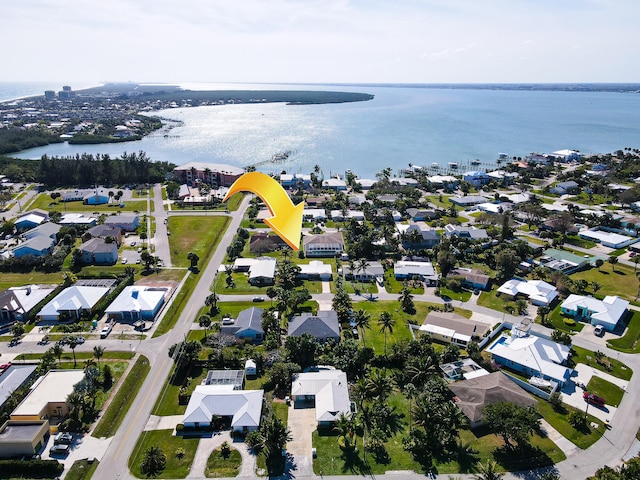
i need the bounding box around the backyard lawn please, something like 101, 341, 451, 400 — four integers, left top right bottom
571, 263, 640, 303
0, 271, 64, 290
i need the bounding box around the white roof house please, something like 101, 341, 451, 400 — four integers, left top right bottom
394, 261, 438, 285
291, 370, 351, 424
0, 285, 57, 323
578, 229, 638, 249
297, 261, 333, 280
37, 286, 109, 321
561, 295, 629, 332
488, 334, 572, 385
105, 286, 167, 322
497, 279, 558, 306
183, 385, 263, 432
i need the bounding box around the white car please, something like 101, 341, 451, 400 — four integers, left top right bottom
594, 325, 604, 336
100, 324, 113, 339
121, 258, 128, 264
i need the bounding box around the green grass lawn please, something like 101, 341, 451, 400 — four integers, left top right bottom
439, 286, 472, 302
168, 216, 230, 268
129, 429, 200, 479
425, 195, 451, 209
476, 289, 511, 314
383, 269, 424, 294
272, 401, 289, 426
608, 311, 640, 353
152, 364, 211, 416
536, 399, 605, 449
66, 459, 100, 480
28, 194, 148, 213
570, 264, 640, 303
565, 235, 597, 249
206, 447, 241, 477
93, 355, 150, 438
0, 271, 64, 290
341, 280, 378, 295
547, 303, 584, 333
153, 271, 195, 338
586, 376, 625, 407
570, 347, 632, 381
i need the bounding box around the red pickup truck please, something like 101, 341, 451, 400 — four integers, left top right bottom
583, 392, 606, 407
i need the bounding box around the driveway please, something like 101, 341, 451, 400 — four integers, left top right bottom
287, 402, 317, 476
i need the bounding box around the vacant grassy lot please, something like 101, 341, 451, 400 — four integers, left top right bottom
0, 271, 64, 290
153, 272, 195, 338
571, 264, 640, 303
168, 216, 230, 268
93, 355, 150, 438
129, 429, 199, 479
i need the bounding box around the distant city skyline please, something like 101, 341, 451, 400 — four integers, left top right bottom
2, 0, 638, 84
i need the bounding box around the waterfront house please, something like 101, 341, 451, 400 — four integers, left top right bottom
462, 171, 490, 187
560, 295, 629, 332
172, 162, 244, 187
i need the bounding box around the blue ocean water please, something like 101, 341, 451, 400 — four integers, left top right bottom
4, 82, 640, 178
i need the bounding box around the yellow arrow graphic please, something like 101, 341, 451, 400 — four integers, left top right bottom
223, 172, 303, 251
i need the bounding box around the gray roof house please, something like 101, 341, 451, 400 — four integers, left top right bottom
221, 307, 265, 343
103, 214, 140, 232
444, 224, 489, 240
11, 236, 55, 259
303, 232, 345, 257
401, 224, 441, 249
23, 222, 61, 241
77, 238, 118, 265
288, 311, 340, 342
550, 181, 579, 195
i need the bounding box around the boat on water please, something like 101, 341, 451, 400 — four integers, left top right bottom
471, 159, 481, 165
431, 162, 439, 169
448, 162, 459, 169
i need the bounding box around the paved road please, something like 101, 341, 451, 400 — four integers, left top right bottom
151, 183, 172, 267
90, 194, 251, 480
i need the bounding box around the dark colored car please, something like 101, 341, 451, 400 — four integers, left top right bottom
49, 443, 70, 456
583, 392, 606, 407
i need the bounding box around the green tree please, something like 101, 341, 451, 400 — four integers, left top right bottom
204, 293, 219, 314
473, 460, 504, 480
51, 343, 64, 367
10, 322, 25, 341
608, 255, 619, 273
93, 345, 105, 367
354, 309, 371, 347
140, 446, 167, 477
199, 315, 212, 338
398, 287, 415, 314
187, 251, 200, 271
378, 312, 395, 356
483, 402, 539, 448
260, 415, 292, 475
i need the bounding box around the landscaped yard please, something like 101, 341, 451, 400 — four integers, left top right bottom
439, 286, 472, 302
206, 446, 241, 477
547, 303, 584, 333
570, 347, 632, 381
168, 216, 230, 268
129, 429, 200, 479
383, 269, 424, 294
608, 311, 640, 353
570, 264, 640, 303
536, 399, 605, 449
586, 376, 625, 407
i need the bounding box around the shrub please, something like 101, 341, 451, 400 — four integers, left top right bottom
563, 318, 576, 326
174, 447, 185, 459
0, 459, 63, 478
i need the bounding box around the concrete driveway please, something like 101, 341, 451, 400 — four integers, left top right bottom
287, 402, 317, 476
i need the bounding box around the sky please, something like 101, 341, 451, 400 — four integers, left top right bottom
2, 0, 638, 84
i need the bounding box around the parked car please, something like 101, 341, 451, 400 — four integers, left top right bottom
0, 362, 11, 370
75, 336, 85, 344
594, 325, 604, 336
352, 328, 359, 339
49, 443, 70, 456
583, 392, 606, 407
54, 432, 73, 445
252, 296, 265, 302
100, 324, 113, 339
121, 258, 128, 264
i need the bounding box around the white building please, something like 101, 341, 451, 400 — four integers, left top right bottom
497, 279, 558, 306
561, 295, 629, 332
37, 286, 109, 321
291, 369, 351, 426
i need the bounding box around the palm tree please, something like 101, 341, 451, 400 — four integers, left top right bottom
64, 336, 80, 368
365, 369, 393, 400
378, 312, 395, 356
538, 306, 550, 326
591, 281, 602, 294
199, 315, 212, 338
473, 460, 504, 480
404, 383, 417, 432
608, 255, 619, 273
354, 309, 371, 346
634, 256, 640, 273
205, 293, 219, 314
398, 287, 414, 313
141, 446, 167, 477
66, 390, 84, 422
51, 343, 64, 367
92, 346, 105, 367
357, 258, 370, 287
333, 412, 356, 449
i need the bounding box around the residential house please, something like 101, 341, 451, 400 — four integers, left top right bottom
488, 321, 572, 386
356, 178, 377, 190
330, 210, 365, 222
394, 260, 439, 285
462, 171, 490, 187
291, 369, 351, 426
449, 372, 537, 428
281, 173, 312, 189
220, 307, 264, 343
85, 224, 123, 246
0, 365, 38, 409
249, 232, 286, 255
288, 311, 340, 343
427, 175, 459, 188
322, 178, 347, 190
105, 286, 168, 323
77, 238, 119, 265
552, 149, 582, 162
401, 224, 441, 249
303, 209, 327, 222
23, 222, 60, 242
104, 214, 140, 232
38, 285, 109, 321
406, 208, 439, 222
182, 386, 263, 432
58, 214, 97, 227
440, 358, 489, 382
303, 232, 345, 258
449, 196, 490, 208
444, 224, 489, 241
419, 312, 490, 347
14, 213, 46, 231
497, 279, 558, 306
487, 170, 519, 185
10, 370, 85, 422
578, 229, 638, 249
561, 295, 629, 332
537, 248, 590, 274
0, 285, 57, 324
233, 258, 277, 286
297, 261, 333, 281
446, 267, 491, 290
11, 236, 55, 259
550, 181, 579, 195
339, 261, 384, 282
